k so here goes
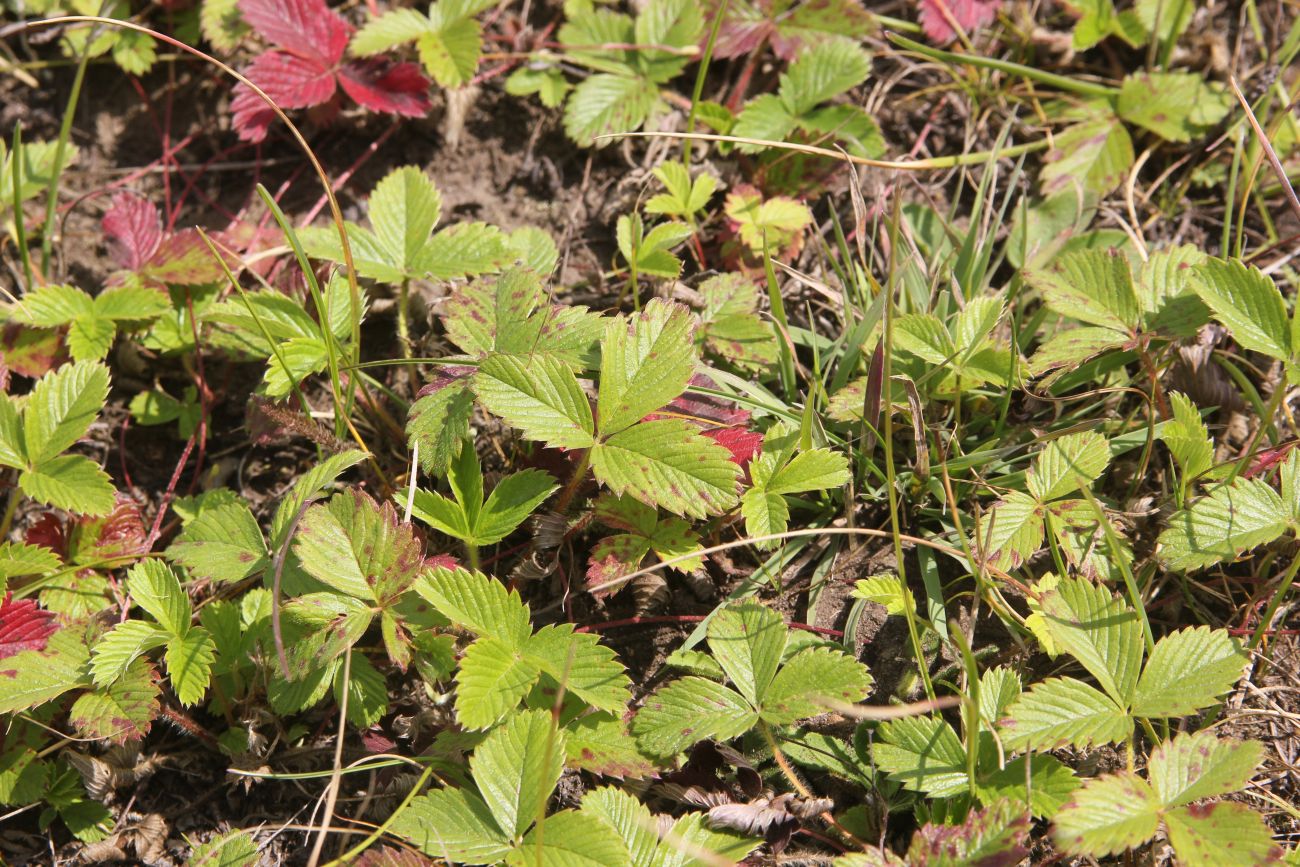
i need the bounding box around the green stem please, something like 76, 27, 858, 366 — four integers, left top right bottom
466, 542, 481, 573
888, 33, 1119, 98
398, 278, 412, 354
553, 448, 592, 514
40, 46, 92, 275
683, 0, 727, 167
761, 235, 797, 399
0, 480, 19, 540
1250, 540, 1300, 651
11, 122, 33, 291
321, 765, 434, 867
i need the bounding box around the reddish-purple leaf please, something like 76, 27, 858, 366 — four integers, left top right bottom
424, 553, 461, 571
705, 426, 763, 466
918, 0, 1000, 43
338, 60, 433, 117
239, 0, 349, 63
70, 495, 150, 563
233, 51, 338, 142
0, 592, 59, 660
102, 192, 162, 272
26, 513, 69, 559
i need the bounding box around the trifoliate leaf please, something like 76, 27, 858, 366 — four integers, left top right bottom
633, 677, 758, 758
1157, 476, 1289, 571
616, 214, 693, 279
475, 353, 596, 449
597, 300, 698, 436
724, 189, 812, 254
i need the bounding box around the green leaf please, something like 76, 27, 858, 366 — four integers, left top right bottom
763, 448, 851, 495
1028, 431, 1111, 501
597, 300, 698, 436
471, 709, 565, 839
761, 647, 873, 724
1039, 118, 1135, 197
333, 651, 388, 727
168, 502, 269, 584
779, 37, 870, 116
1132, 626, 1245, 718
0, 628, 91, 714
977, 491, 1044, 569
976, 754, 1080, 819
199, 0, 248, 52
473, 469, 558, 546
616, 214, 693, 279
186, 829, 259, 867
1163, 802, 1283, 867
1117, 72, 1232, 142
724, 190, 812, 254
126, 560, 191, 637
564, 74, 658, 147
1025, 248, 1140, 334
633, 677, 758, 758
269, 449, 367, 546
872, 715, 969, 797
591, 420, 739, 519
455, 636, 540, 730
732, 94, 798, 149
23, 360, 110, 466
11, 284, 93, 327
740, 489, 788, 543
417, 566, 531, 649
89, 620, 169, 686
1163, 392, 1214, 482
19, 454, 116, 516
508, 808, 628, 867
580, 787, 660, 865
294, 490, 423, 603
1053, 773, 1159, 857
408, 381, 475, 475
164, 627, 216, 707
696, 273, 778, 367
1157, 476, 1289, 571
0, 395, 25, 470
391, 787, 512, 864
280, 594, 373, 676
1148, 730, 1262, 807
0, 541, 60, 579
1003, 676, 1132, 750
70, 657, 159, 743
475, 353, 596, 449
1191, 258, 1291, 363
901, 801, 1032, 866
525, 624, 630, 713
416, 222, 512, 279
893, 314, 955, 365
851, 575, 911, 616
645, 162, 717, 218
563, 713, 656, 779
1037, 577, 1144, 706
707, 601, 786, 707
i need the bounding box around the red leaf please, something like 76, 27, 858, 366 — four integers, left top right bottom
26, 513, 69, 559
0, 592, 58, 660
232, 51, 339, 142
238, 0, 349, 64
918, 0, 1000, 43
424, 554, 461, 571
102, 192, 162, 272
338, 60, 432, 117
705, 426, 763, 466
0, 324, 68, 379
